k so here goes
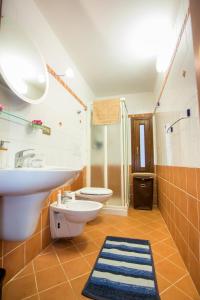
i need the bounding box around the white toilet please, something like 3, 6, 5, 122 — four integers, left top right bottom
75, 187, 113, 203
50, 200, 103, 238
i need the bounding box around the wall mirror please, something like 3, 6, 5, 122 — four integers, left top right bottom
0, 17, 48, 104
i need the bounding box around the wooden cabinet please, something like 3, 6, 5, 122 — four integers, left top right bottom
133, 176, 153, 210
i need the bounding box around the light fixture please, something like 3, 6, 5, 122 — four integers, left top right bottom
56, 67, 75, 80
130, 16, 172, 59
65, 67, 74, 79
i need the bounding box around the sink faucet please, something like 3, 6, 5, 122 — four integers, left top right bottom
15, 149, 36, 168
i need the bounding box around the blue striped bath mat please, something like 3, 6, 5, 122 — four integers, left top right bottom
82, 236, 160, 300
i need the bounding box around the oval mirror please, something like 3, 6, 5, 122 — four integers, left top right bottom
0, 17, 48, 104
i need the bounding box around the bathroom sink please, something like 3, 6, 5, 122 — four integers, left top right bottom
0, 167, 79, 195
0, 167, 80, 241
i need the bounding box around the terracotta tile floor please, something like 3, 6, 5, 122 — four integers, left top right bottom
3, 208, 200, 300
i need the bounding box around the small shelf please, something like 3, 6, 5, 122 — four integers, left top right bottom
0, 107, 51, 134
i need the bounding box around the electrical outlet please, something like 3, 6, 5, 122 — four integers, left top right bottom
187, 108, 191, 117
42, 125, 51, 135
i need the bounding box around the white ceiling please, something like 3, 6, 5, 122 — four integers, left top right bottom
35, 0, 181, 97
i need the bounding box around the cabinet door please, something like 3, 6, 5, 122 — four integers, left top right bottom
133, 178, 153, 209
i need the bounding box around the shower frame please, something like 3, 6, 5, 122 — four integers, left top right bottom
89, 100, 130, 214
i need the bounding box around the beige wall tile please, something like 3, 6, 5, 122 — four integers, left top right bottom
188, 224, 199, 260
186, 168, 197, 198
3, 241, 24, 256
41, 207, 50, 229
25, 233, 42, 264
42, 227, 51, 250
187, 195, 199, 230
3, 244, 25, 282
156, 165, 200, 293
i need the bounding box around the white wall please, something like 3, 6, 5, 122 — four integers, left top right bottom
153, 0, 189, 101
152, 0, 200, 168
154, 17, 200, 167
95, 92, 154, 115
0, 0, 94, 169
123, 93, 155, 115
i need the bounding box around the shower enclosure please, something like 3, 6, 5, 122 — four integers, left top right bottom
90, 100, 129, 213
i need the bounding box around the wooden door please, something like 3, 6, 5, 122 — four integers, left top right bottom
131, 115, 154, 173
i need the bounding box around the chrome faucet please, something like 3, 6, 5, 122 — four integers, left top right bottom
15, 149, 35, 168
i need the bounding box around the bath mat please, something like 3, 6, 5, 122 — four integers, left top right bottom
82, 236, 160, 300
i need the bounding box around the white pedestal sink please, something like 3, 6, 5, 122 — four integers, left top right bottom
0, 167, 80, 241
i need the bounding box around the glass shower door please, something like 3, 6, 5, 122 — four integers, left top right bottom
90, 124, 105, 187
90, 100, 129, 208
107, 122, 122, 206
122, 103, 129, 207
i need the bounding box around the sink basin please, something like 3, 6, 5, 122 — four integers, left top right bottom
0, 167, 80, 241
0, 167, 79, 195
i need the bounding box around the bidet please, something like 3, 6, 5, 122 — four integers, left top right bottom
50, 200, 103, 238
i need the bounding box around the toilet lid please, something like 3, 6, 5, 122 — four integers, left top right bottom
79, 187, 113, 195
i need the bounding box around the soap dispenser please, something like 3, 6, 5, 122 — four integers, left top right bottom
0, 140, 9, 169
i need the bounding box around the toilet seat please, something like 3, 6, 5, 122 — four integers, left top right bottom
79, 187, 112, 195
75, 187, 113, 203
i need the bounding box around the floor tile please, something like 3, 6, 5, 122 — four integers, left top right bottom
152, 241, 177, 257
24, 295, 39, 300
175, 274, 200, 300
156, 274, 171, 293
122, 227, 145, 238
70, 273, 91, 299
93, 236, 107, 248
152, 252, 165, 265
53, 238, 73, 250
3, 274, 37, 300
33, 251, 59, 272
39, 244, 55, 255
167, 252, 186, 270
75, 241, 99, 256
86, 229, 106, 242
39, 282, 76, 300
3, 208, 200, 299
35, 265, 66, 292
98, 225, 123, 236
85, 251, 99, 267
15, 262, 34, 279
156, 259, 187, 283
55, 245, 81, 263
134, 224, 155, 233
62, 257, 91, 280
161, 285, 191, 300
72, 232, 91, 245
161, 237, 176, 248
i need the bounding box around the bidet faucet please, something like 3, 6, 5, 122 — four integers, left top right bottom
63, 191, 76, 202
15, 149, 36, 168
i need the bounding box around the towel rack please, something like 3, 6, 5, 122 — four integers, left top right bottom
166, 109, 191, 133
